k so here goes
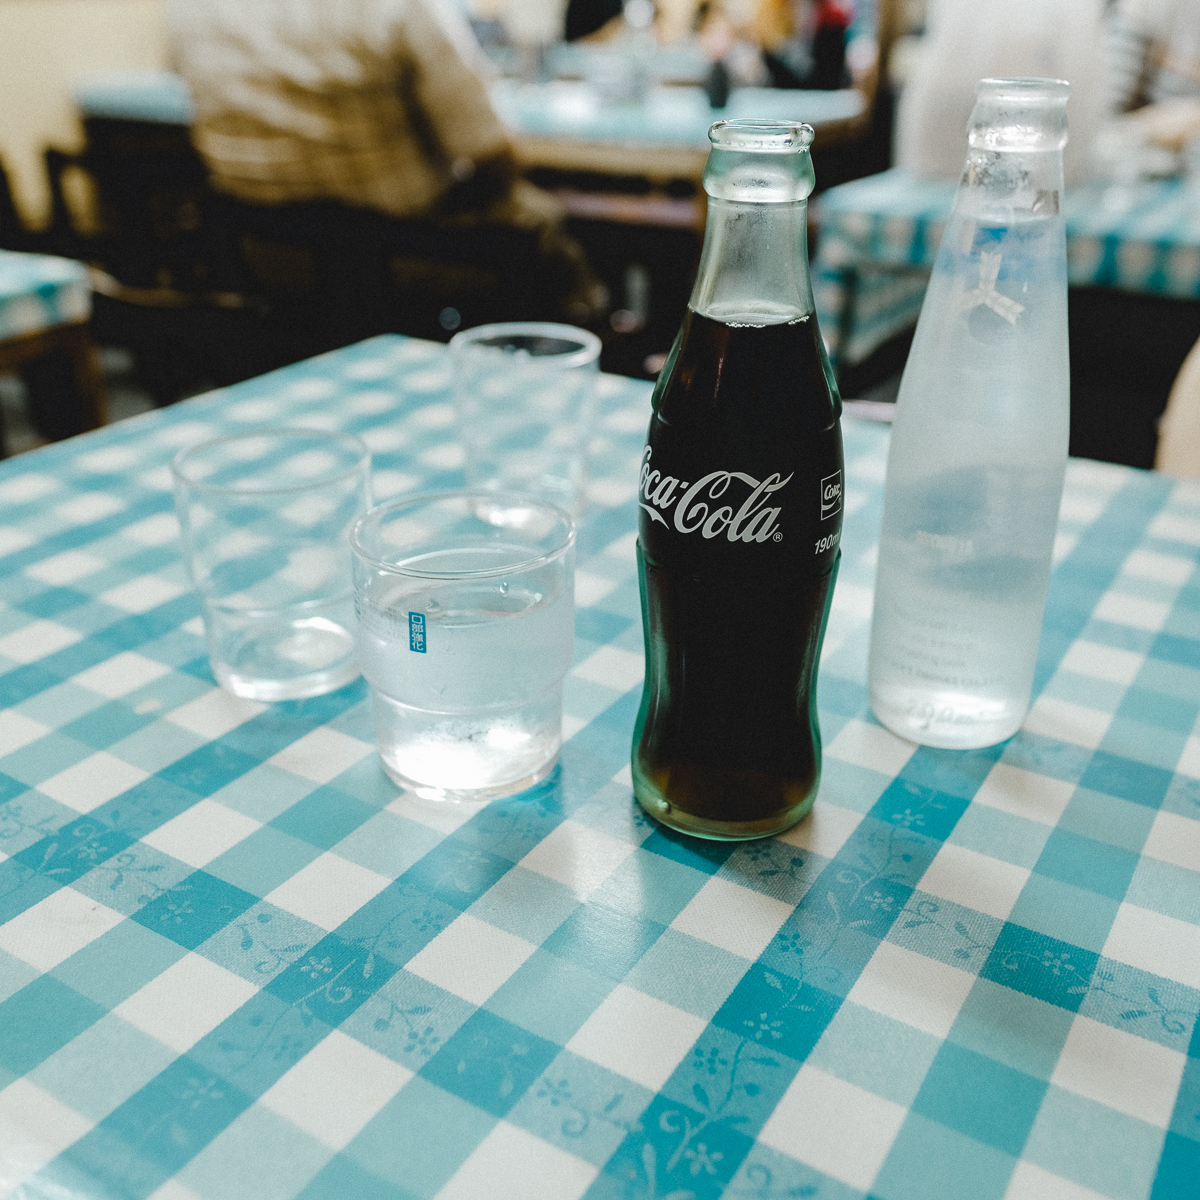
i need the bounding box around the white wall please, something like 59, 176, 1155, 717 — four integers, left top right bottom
0, 0, 169, 227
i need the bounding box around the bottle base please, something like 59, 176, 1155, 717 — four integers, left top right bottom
372, 687, 563, 804
869, 688, 1026, 751
381, 752, 560, 805
633, 784, 814, 841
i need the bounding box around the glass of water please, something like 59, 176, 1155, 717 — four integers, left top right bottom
450, 322, 601, 517
173, 428, 371, 700
350, 490, 576, 802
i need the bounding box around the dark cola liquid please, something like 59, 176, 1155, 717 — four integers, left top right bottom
633, 309, 843, 840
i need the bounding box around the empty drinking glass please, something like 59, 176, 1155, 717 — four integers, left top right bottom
173, 428, 370, 700
450, 321, 601, 516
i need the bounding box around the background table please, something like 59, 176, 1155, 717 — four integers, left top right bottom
69, 72, 866, 234
0, 249, 105, 452
813, 167, 1200, 368
69, 72, 865, 189
1, 336, 1199, 1200
0, 249, 91, 341
492, 78, 865, 188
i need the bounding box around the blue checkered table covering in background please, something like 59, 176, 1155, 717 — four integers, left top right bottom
73, 73, 196, 125
0, 334, 1199, 1200
0, 251, 91, 342
71, 71, 864, 158
814, 168, 1200, 367
489, 80, 864, 148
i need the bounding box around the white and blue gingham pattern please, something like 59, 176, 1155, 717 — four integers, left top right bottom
71, 71, 865, 157
815, 168, 1200, 366
0, 335, 1198, 1200
0, 251, 91, 342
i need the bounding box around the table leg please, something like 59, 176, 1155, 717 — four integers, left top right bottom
16, 322, 108, 443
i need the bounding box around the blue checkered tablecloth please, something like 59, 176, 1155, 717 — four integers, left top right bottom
490, 80, 864, 147
71, 72, 864, 156
814, 168, 1200, 367
0, 251, 91, 342
74, 73, 196, 125
1, 335, 1199, 1200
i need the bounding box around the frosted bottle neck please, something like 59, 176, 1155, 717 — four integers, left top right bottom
956, 77, 1069, 223
689, 197, 814, 325
954, 147, 1066, 223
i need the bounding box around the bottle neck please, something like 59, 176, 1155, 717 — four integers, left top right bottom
954, 146, 1066, 224
689, 197, 814, 325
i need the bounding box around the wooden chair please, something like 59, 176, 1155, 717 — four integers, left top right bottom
41, 114, 593, 397
1156, 334, 1200, 479
215, 194, 566, 351
0, 158, 37, 254
44, 115, 222, 294
41, 119, 288, 405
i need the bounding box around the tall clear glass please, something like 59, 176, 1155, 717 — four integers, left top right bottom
450, 322, 600, 518
868, 78, 1071, 749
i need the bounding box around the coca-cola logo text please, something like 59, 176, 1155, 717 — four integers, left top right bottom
639, 447, 790, 543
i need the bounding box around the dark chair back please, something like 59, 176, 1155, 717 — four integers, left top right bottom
45, 116, 230, 292
217, 196, 551, 347
37, 115, 583, 399
0, 157, 34, 252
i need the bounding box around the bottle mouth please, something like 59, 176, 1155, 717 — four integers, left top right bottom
704, 119, 817, 201
976, 77, 1070, 105
969, 77, 1070, 153
709, 119, 815, 153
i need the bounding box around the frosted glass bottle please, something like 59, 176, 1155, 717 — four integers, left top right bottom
867, 78, 1070, 750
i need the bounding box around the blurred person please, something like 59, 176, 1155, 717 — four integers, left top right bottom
757, 0, 852, 91
1107, 0, 1200, 111
1102, 0, 1200, 157
893, 0, 1109, 186
691, 0, 849, 90
166, 0, 606, 324
564, 0, 624, 40
691, 0, 769, 86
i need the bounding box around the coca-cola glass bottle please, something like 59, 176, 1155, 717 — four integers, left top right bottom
632, 119, 844, 841
868, 79, 1070, 749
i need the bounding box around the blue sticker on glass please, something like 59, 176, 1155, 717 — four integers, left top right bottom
409, 612, 426, 653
